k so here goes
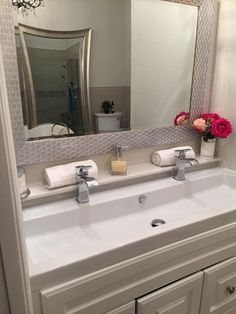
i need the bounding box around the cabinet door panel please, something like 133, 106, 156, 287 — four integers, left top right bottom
201, 256, 236, 314
137, 272, 203, 314
106, 301, 135, 314
66, 302, 135, 314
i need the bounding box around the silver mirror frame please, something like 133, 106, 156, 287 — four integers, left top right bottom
18, 24, 92, 133
0, 0, 214, 165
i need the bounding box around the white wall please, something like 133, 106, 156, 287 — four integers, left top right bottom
211, 0, 236, 169
131, 0, 198, 129
15, 0, 131, 87
24, 36, 82, 51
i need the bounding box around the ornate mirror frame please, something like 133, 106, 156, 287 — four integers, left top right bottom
17, 24, 92, 133
0, 0, 214, 165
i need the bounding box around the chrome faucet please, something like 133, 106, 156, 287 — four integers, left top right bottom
75, 165, 98, 204
173, 149, 199, 181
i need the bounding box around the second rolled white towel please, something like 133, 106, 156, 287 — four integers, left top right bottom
152, 146, 196, 167
44, 160, 98, 189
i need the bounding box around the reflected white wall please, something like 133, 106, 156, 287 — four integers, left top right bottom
15, 0, 131, 88
131, 0, 198, 129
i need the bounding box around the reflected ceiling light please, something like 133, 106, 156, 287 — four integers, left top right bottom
12, 0, 44, 14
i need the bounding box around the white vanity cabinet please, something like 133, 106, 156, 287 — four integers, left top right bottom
136, 256, 236, 314
136, 254, 236, 314
200, 256, 236, 314
136, 272, 203, 314
38, 256, 236, 314
39, 257, 236, 314
34, 219, 236, 314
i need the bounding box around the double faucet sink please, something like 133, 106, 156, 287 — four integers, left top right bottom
23, 167, 236, 280
75, 148, 199, 204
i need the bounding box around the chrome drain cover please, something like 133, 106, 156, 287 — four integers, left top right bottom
151, 219, 166, 227
138, 195, 147, 204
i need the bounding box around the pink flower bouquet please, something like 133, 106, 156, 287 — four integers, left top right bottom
192, 113, 232, 141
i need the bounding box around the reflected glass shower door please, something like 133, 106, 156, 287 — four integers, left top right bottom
64, 58, 85, 135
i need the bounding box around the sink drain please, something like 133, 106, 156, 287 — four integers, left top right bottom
138, 195, 147, 204
151, 219, 166, 227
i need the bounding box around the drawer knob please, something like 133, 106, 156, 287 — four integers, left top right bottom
226, 286, 235, 294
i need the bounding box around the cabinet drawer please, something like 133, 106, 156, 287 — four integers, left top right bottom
201, 256, 236, 314
106, 302, 135, 314
137, 272, 203, 314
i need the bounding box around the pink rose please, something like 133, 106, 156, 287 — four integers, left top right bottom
193, 118, 207, 133
211, 118, 232, 138
201, 113, 220, 121
174, 112, 189, 125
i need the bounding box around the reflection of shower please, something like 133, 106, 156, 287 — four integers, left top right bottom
60, 63, 78, 89
61, 63, 69, 85
61, 74, 66, 81
68, 82, 77, 113
60, 58, 84, 134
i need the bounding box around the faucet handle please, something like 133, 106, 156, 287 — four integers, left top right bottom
174, 148, 191, 159
76, 165, 92, 177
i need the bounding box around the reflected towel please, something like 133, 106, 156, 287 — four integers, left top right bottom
152, 146, 195, 167
44, 160, 98, 189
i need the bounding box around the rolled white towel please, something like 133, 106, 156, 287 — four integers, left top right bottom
44, 160, 98, 189
152, 146, 196, 167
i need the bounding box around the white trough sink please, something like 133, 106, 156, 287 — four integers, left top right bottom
23, 167, 236, 281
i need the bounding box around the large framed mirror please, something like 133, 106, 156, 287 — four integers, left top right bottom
16, 0, 198, 139
0, 0, 214, 164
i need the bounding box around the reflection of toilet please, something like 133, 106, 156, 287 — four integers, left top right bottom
94, 112, 122, 132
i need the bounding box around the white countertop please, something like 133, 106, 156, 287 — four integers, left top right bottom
23, 157, 220, 206
23, 166, 236, 291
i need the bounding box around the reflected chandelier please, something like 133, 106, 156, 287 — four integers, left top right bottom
12, 0, 44, 13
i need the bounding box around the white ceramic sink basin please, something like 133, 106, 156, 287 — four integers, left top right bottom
23, 167, 236, 282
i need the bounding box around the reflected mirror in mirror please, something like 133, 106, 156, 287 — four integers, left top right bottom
16, 31, 90, 138
14, 0, 198, 141
25, 36, 85, 134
